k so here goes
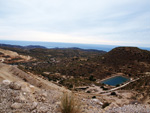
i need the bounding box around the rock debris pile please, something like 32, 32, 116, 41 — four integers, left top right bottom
0, 81, 62, 113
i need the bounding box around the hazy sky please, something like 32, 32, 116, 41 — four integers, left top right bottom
0, 0, 150, 46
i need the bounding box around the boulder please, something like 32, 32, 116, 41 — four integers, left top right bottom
11, 102, 22, 109
31, 102, 38, 110
37, 106, 49, 113
9, 82, 21, 90
2, 79, 11, 85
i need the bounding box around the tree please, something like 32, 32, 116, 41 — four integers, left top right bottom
89, 75, 96, 81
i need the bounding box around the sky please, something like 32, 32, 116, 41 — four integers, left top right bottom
0, 0, 150, 47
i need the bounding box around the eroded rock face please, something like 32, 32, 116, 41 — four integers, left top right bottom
9, 82, 21, 90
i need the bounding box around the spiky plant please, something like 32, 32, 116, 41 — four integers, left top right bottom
60, 92, 81, 113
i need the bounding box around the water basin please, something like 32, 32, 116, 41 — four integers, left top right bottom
101, 76, 129, 86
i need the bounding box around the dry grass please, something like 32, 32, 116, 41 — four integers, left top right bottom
60, 92, 81, 113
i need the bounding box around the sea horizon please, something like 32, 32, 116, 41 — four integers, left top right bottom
0, 40, 150, 52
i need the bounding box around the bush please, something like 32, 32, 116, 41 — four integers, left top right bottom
103, 87, 108, 90
110, 92, 117, 96
116, 84, 120, 87
101, 86, 104, 89
86, 91, 91, 93
92, 96, 96, 98
60, 93, 81, 113
89, 75, 96, 81
102, 102, 110, 109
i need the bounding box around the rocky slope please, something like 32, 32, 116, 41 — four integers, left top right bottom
0, 81, 62, 113
0, 62, 104, 113
1, 62, 150, 113
0, 62, 66, 113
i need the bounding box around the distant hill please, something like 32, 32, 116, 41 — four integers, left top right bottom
0, 43, 106, 53
101, 47, 150, 66
0, 43, 47, 50
0, 43, 106, 60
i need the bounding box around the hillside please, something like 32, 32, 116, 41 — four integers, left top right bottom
1, 45, 150, 84
1, 45, 150, 112
0, 62, 106, 113
87, 47, 150, 77
101, 47, 150, 66
0, 62, 68, 112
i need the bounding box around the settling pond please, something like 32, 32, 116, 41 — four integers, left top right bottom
101, 76, 130, 86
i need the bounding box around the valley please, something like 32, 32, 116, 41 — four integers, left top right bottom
0, 44, 150, 112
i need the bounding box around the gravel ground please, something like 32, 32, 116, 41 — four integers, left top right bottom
0, 81, 104, 113
105, 104, 150, 113
0, 82, 62, 113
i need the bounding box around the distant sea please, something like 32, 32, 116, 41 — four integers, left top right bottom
0, 40, 150, 52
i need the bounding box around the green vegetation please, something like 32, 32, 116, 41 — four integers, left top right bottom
59, 77, 98, 89
89, 75, 96, 81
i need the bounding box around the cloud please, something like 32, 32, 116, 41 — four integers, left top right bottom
0, 0, 150, 47
0, 30, 116, 44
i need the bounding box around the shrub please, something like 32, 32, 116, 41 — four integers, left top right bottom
86, 91, 91, 93
103, 87, 108, 90
116, 84, 120, 87
101, 86, 104, 89
102, 102, 110, 109
60, 93, 81, 113
110, 92, 117, 96
68, 84, 73, 89
89, 75, 96, 81
92, 96, 96, 98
